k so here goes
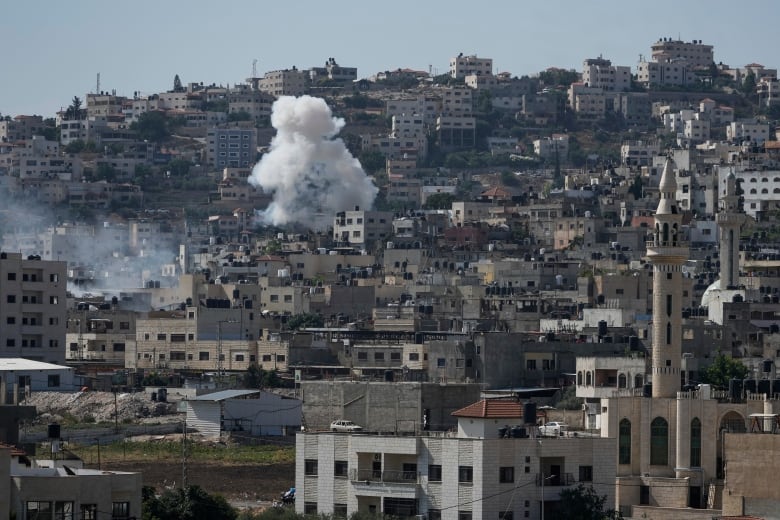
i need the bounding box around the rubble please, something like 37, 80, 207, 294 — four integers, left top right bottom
22, 391, 178, 425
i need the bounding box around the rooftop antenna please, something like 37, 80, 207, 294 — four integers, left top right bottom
252, 59, 258, 78
95, 72, 100, 94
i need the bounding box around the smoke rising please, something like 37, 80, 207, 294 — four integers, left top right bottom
248, 95, 378, 227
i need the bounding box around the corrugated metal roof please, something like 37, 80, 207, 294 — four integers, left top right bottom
190, 389, 260, 402
0, 358, 71, 371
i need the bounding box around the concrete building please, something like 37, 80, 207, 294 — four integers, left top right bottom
582, 57, 631, 92
309, 57, 357, 84
0, 445, 142, 520
449, 53, 493, 79
332, 209, 394, 247
534, 134, 569, 160
295, 398, 615, 519
727, 119, 770, 144
567, 83, 606, 119
636, 60, 696, 88
650, 38, 714, 69
0, 253, 66, 364
259, 68, 308, 97
206, 126, 257, 169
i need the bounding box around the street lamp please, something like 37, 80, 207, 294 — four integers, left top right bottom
540, 473, 556, 520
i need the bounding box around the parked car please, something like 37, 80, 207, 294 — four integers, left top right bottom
330, 419, 363, 432
538, 422, 568, 436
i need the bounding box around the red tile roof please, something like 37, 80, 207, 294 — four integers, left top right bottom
452, 399, 524, 418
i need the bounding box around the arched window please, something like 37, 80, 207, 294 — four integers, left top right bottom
662, 223, 669, 243
774, 188, 780, 194
619, 419, 631, 464
762, 188, 769, 194
749, 178, 757, 183
634, 374, 643, 388
651, 417, 669, 465
586, 371, 592, 386
750, 188, 757, 194
762, 177, 769, 182
666, 322, 672, 344
690, 418, 701, 467
577, 371, 583, 385
618, 373, 627, 388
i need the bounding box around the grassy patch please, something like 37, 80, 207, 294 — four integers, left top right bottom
68, 440, 295, 465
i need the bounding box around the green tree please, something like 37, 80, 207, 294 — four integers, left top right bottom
358, 151, 386, 174
286, 313, 324, 330
628, 175, 644, 200
143, 485, 236, 520
424, 192, 456, 210
132, 111, 170, 142
556, 483, 623, 520
700, 353, 749, 388
65, 140, 85, 154
174, 74, 183, 92
66, 96, 83, 120
165, 158, 191, 177
742, 70, 757, 96
94, 163, 118, 182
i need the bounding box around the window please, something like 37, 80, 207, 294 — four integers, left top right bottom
650, 417, 669, 465
690, 417, 702, 467
50, 296, 58, 304
50, 273, 59, 282
27, 501, 52, 520
277, 355, 285, 362
437, 358, 446, 368
458, 512, 472, 520
6, 317, 14, 324
170, 351, 185, 361
157, 333, 166, 341
235, 354, 244, 362
374, 352, 384, 361
334, 460, 348, 477
305, 459, 318, 475
499, 466, 514, 483
48, 375, 60, 387
170, 334, 186, 342
334, 504, 347, 518
619, 419, 631, 464
6, 295, 15, 303
262, 354, 272, 362
429, 464, 442, 481
499, 513, 514, 520
304, 503, 317, 515
81, 504, 97, 520
6, 339, 14, 347
54, 501, 74, 520
111, 502, 130, 520
7, 273, 15, 280
409, 352, 419, 361
579, 465, 593, 482
113, 343, 125, 352
199, 352, 209, 361
429, 510, 442, 520
526, 359, 536, 370
391, 352, 401, 361
458, 465, 473, 483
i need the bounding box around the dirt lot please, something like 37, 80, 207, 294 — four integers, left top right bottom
106, 459, 295, 504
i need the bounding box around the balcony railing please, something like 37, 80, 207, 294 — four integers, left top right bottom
535, 473, 575, 487
350, 468, 419, 484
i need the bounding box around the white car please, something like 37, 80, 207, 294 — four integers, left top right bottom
538, 422, 568, 436
330, 419, 363, 432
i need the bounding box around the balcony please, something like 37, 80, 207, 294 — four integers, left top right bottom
535, 472, 575, 487
350, 468, 418, 484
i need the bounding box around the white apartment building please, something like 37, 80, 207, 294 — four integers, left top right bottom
582, 57, 631, 92
296, 399, 615, 519
726, 166, 780, 219
228, 86, 274, 122
0, 252, 67, 364
333, 209, 394, 246
682, 118, 710, 145
449, 54, 493, 79
727, 119, 770, 144
0, 116, 45, 143
757, 78, 780, 108
636, 60, 695, 88
534, 134, 569, 160
85, 93, 126, 119
620, 140, 660, 166
650, 38, 714, 68
464, 74, 498, 90
386, 96, 440, 127
436, 116, 476, 151
439, 86, 473, 117
259, 68, 308, 97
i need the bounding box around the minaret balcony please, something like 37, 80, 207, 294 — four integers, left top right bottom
715, 213, 746, 226
646, 242, 689, 261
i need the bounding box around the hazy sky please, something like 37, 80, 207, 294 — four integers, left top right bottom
3, 0, 780, 117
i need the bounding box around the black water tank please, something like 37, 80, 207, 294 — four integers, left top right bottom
498, 427, 508, 438
744, 379, 757, 394
523, 403, 537, 425
384, 370, 394, 382
511, 426, 527, 438
773, 379, 780, 396
758, 379, 771, 396
729, 378, 743, 401
598, 320, 608, 337
48, 423, 60, 439
629, 336, 639, 348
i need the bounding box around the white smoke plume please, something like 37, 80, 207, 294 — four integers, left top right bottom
248, 95, 378, 227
